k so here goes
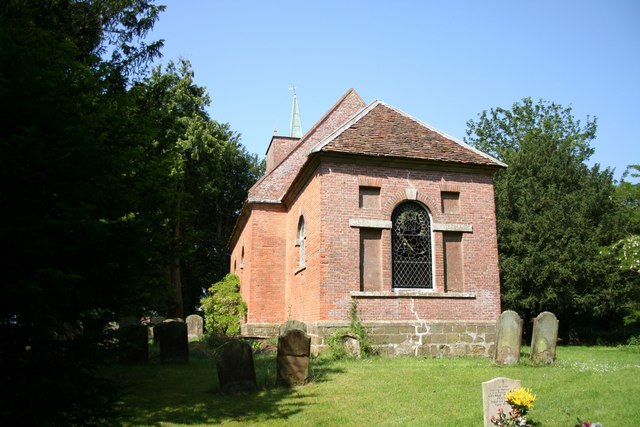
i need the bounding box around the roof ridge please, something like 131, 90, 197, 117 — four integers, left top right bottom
311, 99, 382, 153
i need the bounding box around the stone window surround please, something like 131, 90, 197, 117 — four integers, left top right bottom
349, 218, 473, 233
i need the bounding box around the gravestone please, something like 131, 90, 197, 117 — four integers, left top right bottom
156, 320, 188, 363
341, 333, 361, 358
531, 311, 559, 364
278, 319, 307, 335
494, 310, 523, 365
186, 314, 204, 339
215, 340, 258, 393
118, 324, 149, 364
276, 328, 311, 386
482, 377, 522, 427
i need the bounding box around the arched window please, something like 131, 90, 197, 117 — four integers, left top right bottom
296, 216, 306, 267
391, 201, 433, 288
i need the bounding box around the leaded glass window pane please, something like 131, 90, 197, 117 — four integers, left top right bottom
392, 202, 433, 288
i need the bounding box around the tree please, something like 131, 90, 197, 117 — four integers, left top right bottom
200, 274, 247, 336
465, 98, 625, 339
136, 60, 264, 318
0, 1, 166, 424
604, 165, 640, 330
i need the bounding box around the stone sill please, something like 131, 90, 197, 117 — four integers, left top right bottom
350, 290, 476, 299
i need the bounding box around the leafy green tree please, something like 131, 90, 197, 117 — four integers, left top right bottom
136, 60, 264, 318
604, 165, 640, 329
0, 0, 166, 424
465, 98, 625, 338
200, 274, 247, 336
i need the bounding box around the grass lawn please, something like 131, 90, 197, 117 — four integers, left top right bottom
107, 344, 640, 426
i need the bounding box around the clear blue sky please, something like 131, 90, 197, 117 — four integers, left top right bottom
149, 0, 639, 181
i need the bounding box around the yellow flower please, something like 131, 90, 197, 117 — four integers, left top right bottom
505, 387, 537, 410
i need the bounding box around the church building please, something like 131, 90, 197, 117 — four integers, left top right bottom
228, 88, 505, 356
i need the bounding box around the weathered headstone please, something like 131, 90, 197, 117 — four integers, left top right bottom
276, 328, 311, 386
341, 333, 361, 358
156, 320, 188, 363
215, 340, 258, 393
278, 319, 307, 335
482, 377, 522, 427
531, 311, 559, 364
186, 314, 204, 339
494, 310, 523, 365
118, 324, 149, 364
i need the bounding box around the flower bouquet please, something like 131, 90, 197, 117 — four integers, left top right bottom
490, 387, 537, 427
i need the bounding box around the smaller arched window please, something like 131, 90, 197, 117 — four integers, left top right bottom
296, 216, 306, 267
240, 245, 245, 269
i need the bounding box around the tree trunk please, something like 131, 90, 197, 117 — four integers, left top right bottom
170, 193, 184, 319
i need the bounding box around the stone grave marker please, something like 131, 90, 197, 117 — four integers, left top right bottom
278, 319, 307, 335
277, 328, 311, 386
186, 314, 204, 339
494, 310, 523, 365
482, 377, 522, 427
156, 320, 188, 363
531, 311, 559, 364
341, 333, 361, 358
118, 324, 149, 364
215, 340, 258, 393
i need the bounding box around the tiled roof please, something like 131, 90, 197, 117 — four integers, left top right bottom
313, 101, 506, 167
248, 88, 367, 201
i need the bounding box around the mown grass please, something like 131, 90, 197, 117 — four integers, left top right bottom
106, 344, 640, 426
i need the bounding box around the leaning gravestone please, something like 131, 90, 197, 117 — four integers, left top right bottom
186, 314, 204, 339
277, 328, 311, 386
494, 310, 523, 365
215, 340, 258, 393
118, 324, 149, 364
278, 319, 307, 335
482, 377, 522, 427
156, 320, 188, 363
531, 311, 559, 364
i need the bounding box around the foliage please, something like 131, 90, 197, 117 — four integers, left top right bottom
136, 60, 264, 317
326, 301, 374, 359
0, 0, 168, 424
603, 165, 640, 329
465, 98, 627, 337
201, 274, 247, 336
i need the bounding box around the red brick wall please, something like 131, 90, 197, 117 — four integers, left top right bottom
265, 136, 300, 173
231, 204, 287, 323
284, 168, 323, 322
316, 160, 501, 322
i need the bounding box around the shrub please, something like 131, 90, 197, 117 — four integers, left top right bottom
200, 274, 247, 337
326, 301, 374, 360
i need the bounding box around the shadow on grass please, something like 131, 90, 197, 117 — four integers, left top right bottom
109, 342, 346, 426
